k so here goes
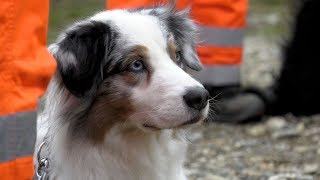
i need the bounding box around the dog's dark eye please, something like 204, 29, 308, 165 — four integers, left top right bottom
176, 51, 181, 62
129, 60, 144, 72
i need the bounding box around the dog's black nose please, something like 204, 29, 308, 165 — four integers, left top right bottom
183, 87, 209, 111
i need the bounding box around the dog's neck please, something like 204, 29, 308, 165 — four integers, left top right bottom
42, 124, 188, 180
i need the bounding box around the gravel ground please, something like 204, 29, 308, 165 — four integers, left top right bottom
185, 1, 320, 180
185, 115, 320, 180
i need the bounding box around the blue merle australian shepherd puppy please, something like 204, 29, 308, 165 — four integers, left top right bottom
34, 4, 210, 180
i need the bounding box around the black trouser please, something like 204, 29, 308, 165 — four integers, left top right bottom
268, 0, 320, 115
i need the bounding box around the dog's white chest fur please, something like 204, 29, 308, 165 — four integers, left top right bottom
41, 125, 188, 180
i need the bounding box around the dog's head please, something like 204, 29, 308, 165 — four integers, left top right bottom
49, 7, 209, 141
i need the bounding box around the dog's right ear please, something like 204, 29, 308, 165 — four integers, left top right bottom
49, 21, 113, 97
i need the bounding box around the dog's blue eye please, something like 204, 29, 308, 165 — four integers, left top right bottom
130, 60, 144, 72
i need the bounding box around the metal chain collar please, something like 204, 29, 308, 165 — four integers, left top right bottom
36, 141, 49, 180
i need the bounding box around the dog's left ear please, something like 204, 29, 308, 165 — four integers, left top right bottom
50, 21, 113, 97
166, 8, 202, 71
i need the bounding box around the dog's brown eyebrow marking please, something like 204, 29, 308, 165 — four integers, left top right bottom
130, 45, 148, 56
167, 36, 178, 62
119, 45, 149, 69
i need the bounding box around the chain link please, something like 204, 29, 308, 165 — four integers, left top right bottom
36, 142, 49, 180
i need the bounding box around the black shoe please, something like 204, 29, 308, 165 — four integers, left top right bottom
205, 86, 266, 123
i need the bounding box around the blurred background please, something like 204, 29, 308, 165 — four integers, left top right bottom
48, 0, 290, 89
48, 0, 319, 179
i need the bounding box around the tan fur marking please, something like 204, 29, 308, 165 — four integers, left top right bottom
167, 36, 178, 62
86, 79, 135, 143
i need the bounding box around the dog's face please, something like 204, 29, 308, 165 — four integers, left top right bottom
49, 7, 209, 141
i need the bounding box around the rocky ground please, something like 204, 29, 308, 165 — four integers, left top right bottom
185, 115, 320, 180
185, 1, 319, 180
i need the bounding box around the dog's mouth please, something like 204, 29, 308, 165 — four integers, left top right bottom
142, 116, 202, 130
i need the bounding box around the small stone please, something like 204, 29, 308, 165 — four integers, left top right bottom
311, 114, 320, 121
202, 148, 210, 155
303, 163, 318, 174
268, 174, 313, 180
296, 122, 305, 132
189, 162, 200, 169
272, 127, 300, 139
266, 117, 287, 130
202, 174, 228, 180
247, 125, 267, 136
198, 157, 207, 163
304, 127, 320, 136
235, 139, 259, 148
188, 131, 203, 142
294, 146, 309, 153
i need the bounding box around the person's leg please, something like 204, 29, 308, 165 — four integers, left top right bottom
267, 0, 320, 116
224, 0, 320, 120
0, 0, 55, 179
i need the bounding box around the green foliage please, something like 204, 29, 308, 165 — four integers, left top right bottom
48, 0, 104, 44
48, 0, 291, 43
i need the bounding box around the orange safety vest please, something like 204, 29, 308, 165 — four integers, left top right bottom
0, 0, 56, 179
107, 0, 247, 86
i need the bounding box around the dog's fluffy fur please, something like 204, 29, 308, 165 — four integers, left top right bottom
34, 6, 209, 180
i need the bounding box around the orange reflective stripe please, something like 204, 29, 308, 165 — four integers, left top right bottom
107, 0, 165, 9
191, 0, 247, 28
0, 0, 56, 115
0, 156, 34, 180
106, 0, 190, 10
197, 45, 242, 65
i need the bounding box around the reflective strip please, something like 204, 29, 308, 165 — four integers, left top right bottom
193, 65, 240, 86
197, 46, 243, 65
0, 111, 36, 162
198, 25, 244, 46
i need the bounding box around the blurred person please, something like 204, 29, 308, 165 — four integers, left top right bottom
0, 0, 56, 179
207, 0, 320, 121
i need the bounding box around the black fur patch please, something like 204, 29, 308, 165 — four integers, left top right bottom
54, 21, 115, 97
